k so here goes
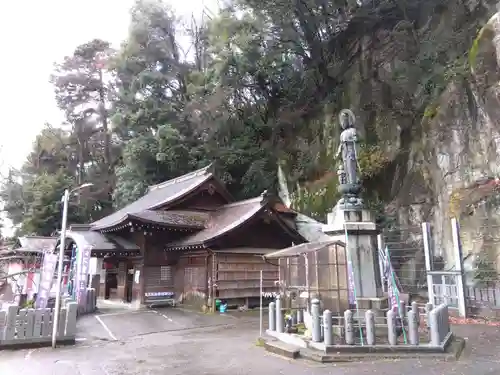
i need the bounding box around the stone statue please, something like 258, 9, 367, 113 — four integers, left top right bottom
335, 109, 359, 186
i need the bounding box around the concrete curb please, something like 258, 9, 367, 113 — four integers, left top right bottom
263, 336, 466, 363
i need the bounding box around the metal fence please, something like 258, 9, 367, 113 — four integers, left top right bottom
276, 242, 350, 315
381, 224, 427, 296
457, 215, 500, 318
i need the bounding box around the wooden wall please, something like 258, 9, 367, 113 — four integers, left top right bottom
214, 253, 278, 301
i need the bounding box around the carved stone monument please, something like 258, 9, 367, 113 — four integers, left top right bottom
323, 109, 388, 315
335, 109, 363, 210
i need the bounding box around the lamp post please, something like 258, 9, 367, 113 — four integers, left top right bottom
52, 183, 93, 349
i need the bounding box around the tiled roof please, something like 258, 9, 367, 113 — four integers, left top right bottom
91, 165, 214, 230
14, 236, 57, 253
166, 196, 266, 249
59, 230, 140, 253
129, 210, 209, 229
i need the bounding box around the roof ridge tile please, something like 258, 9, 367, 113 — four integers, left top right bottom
148, 164, 212, 192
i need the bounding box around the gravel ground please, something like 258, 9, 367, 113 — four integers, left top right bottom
0, 307, 499, 375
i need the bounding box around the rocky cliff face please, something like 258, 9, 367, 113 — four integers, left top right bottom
391, 9, 500, 277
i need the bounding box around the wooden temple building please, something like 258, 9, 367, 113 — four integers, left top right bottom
59, 165, 308, 308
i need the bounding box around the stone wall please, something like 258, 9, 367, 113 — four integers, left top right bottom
0, 302, 77, 349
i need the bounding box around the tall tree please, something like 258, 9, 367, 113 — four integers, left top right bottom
51, 39, 115, 194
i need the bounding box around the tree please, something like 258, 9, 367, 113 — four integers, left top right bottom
51, 39, 115, 206
113, 125, 198, 207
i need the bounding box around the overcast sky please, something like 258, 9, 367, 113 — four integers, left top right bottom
0, 0, 217, 235
0, 0, 219, 170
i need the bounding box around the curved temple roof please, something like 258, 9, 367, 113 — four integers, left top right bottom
91, 165, 214, 231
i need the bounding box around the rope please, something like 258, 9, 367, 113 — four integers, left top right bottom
385, 246, 407, 344
344, 225, 364, 345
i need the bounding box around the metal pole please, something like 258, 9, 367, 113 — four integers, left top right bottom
52, 189, 69, 349
451, 218, 467, 317
259, 269, 263, 337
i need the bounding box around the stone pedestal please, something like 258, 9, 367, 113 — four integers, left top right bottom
323, 203, 388, 314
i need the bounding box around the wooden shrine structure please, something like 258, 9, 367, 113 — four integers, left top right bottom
57, 165, 308, 309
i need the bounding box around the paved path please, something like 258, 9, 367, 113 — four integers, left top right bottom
1, 308, 500, 375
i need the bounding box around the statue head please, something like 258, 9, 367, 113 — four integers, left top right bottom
339, 109, 356, 130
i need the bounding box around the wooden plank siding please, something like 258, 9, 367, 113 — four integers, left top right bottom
215, 253, 278, 300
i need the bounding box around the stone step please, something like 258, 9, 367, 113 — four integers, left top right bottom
264, 340, 300, 359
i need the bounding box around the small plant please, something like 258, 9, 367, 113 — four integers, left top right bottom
22, 299, 35, 309
255, 337, 265, 347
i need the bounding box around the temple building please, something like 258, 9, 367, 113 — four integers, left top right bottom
58, 165, 308, 309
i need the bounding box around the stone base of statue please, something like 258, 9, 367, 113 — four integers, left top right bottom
323, 197, 388, 316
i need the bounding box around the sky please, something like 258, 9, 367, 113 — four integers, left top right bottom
0, 0, 218, 236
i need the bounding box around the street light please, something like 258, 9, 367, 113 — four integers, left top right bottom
52, 182, 93, 349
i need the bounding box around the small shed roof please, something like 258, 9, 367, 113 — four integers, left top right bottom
57, 230, 140, 257
211, 247, 277, 255
14, 236, 57, 253
263, 240, 343, 259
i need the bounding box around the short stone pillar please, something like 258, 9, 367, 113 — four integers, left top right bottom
275, 296, 284, 333
297, 308, 303, 324
268, 302, 276, 331
411, 301, 419, 324
408, 310, 419, 345
425, 302, 433, 339
323, 310, 333, 345
429, 304, 450, 346
291, 309, 297, 325
387, 309, 397, 345
344, 309, 354, 345
311, 299, 321, 342
365, 310, 375, 345
399, 301, 406, 319
425, 302, 433, 327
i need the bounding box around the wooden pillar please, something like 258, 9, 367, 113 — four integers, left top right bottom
117, 261, 127, 301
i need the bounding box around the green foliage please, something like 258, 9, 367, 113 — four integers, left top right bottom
1, 0, 495, 236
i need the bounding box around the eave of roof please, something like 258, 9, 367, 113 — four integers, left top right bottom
13, 236, 57, 252
263, 240, 343, 259
128, 210, 209, 229
165, 195, 307, 251
165, 195, 267, 250
57, 230, 140, 257
91, 165, 214, 231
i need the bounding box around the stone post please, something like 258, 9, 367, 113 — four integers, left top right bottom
425, 302, 433, 339
344, 309, 354, 345
297, 308, 303, 324
276, 296, 283, 333
311, 299, 321, 342
408, 310, 419, 345
323, 310, 333, 345
387, 309, 397, 345
268, 302, 276, 331
399, 301, 406, 319
365, 310, 375, 345
429, 307, 440, 346
411, 301, 419, 324
291, 309, 297, 325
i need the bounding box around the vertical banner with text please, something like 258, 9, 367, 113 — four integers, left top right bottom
75, 245, 92, 309
35, 253, 58, 309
